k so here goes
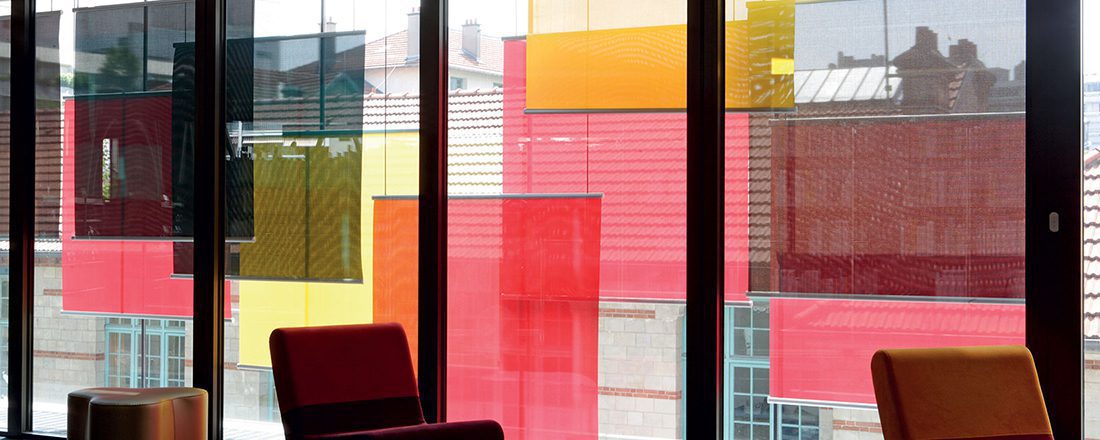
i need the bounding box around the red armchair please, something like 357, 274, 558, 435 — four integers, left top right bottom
270, 323, 504, 440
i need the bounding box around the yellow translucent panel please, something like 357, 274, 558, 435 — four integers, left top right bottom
531, 0, 685, 33
237, 132, 419, 367
527, 25, 687, 110
238, 282, 307, 367
726, 0, 795, 109
529, 0, 589, 33
526, 0, 793, 110
237, 138, 363, 281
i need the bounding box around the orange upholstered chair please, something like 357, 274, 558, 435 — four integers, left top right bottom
870, 345, 1053, 440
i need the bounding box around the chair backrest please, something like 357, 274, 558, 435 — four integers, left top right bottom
871, 345, 1053, 440
269, 323, 425, 438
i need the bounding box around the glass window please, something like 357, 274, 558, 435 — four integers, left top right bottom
1085, 0, 1098, 435
446, 1, 686, 438
449, 76, 467, 90
221, 0, 419, 438
33, 0, 191, 435
104, 319, 187, 388
725, 0, 1026, 438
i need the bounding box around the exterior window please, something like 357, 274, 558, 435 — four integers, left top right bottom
260, 371, 281, 422
726, 304, 773, 439
450, 76, 467, 90
104, 319, 186, 388
777, 404, 822, 440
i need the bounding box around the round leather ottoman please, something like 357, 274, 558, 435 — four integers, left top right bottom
67, 387, 207, 440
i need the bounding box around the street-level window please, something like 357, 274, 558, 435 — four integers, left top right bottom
104, 319, 186, 388
777, 404, 822, 440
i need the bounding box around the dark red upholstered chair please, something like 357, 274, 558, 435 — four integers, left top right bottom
270, 323, 504, 440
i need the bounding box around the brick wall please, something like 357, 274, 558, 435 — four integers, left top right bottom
598, 301, 684, 439
830, 408, 883, 440
32, 263, 105, 407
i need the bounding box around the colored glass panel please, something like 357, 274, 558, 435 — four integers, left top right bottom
525, 0, 793, 110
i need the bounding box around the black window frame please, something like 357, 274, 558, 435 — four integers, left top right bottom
0, 0, 1084, 438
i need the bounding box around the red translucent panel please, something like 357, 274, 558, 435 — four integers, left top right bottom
769, 298, 1024, 404
447, 197, 601, 439
61, 100, 229, 319
770, 116, 1025, 298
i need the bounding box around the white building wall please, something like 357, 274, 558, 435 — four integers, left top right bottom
365, 66, 502, 95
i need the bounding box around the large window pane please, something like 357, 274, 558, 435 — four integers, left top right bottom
725, 1, 1026, 439
222, 1, 420, 438
0, 1, 11, 431
1085, 0, 1099, 436
446, 1, 687, 438
33, 0, 195, 435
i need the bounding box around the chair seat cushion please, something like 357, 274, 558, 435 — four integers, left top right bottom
301, 420, 505, 440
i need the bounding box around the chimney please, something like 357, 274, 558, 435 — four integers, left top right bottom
462, 19, 481, 60
915, 26, 937, 51
948, 39, 978, 64
407, 7, 420, 62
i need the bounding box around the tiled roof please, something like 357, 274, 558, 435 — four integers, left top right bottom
1085, 148, 1100, 337
252, 89, 505, 195
0, 109, 64, 238
363, 29, 505, 74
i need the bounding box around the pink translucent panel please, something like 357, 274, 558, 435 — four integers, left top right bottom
61, 100, 230, 318
448, 197, 601, 439
769, 298, 1025, 404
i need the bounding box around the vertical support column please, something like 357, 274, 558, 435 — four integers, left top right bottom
418, 0, 448, 424
8, 0, 36, 433
686, 0, 725, 437
1025, 0, 1082, 437
194, 0, 227, 437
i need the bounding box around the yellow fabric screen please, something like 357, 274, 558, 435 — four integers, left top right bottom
237, 132, 418, 367
526, 0, 793, 110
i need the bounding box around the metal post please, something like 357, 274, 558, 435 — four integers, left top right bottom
193, 0, 227, 437
418, 0, 448, 424
1026, 0, 1083, 437
8, 0, 36, 433
685, 0, 725, 437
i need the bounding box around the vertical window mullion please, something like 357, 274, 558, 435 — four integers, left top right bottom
193, 0, 227, 437
685, 0, 725, 437
1025, 0, 1083, 436
9, 0, 36, 435
418, 0, 448, 423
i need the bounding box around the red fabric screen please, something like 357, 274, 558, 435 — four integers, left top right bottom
61, 99, 231, 318
447, 197, 601, 440
501, 38, 750, 302
769, 117, 1025, 299
769, 298, 1024, 405
372, 195, 602, 438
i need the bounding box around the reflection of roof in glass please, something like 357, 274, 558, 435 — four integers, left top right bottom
794, 66, 899, 104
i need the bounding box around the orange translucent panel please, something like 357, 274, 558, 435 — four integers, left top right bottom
526, 0, 793, 110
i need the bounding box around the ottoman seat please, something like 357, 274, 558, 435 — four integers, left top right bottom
68, 387, 207, 440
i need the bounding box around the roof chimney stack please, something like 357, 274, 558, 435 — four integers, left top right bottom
462, 19, 481, 60
915, 26, 938, 51
407, 7, 420, 62
948, 39, 978, 64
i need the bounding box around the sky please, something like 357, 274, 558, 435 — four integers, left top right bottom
2, 0, 1096, 75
